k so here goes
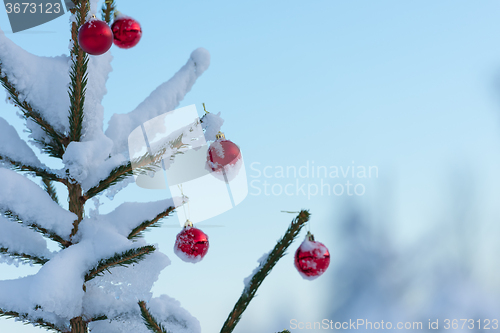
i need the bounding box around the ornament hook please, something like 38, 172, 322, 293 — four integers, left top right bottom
202, 103, 209, 114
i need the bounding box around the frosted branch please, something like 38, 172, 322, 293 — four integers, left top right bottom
0, 308, 63, 332
85, 245, 156, 282
0, 27, 72, 156
0, 169, 76, 241
138, 301, 171, 333
220, 210, 310, 333
128, 206, 175, 240
0, 215, 53, 264
106, 48, 211, 155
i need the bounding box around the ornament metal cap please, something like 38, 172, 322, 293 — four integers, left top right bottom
305, 231, 315, 241
113, 10, 122, 19
216, 131, 226, 140
183, 220, 193, 228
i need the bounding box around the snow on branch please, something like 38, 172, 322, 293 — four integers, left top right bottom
84, 245, 156, 282
138, 301, 171, 333
83, 161, 133, 200
0, 215, 53, 265
0, 64, 67, 158
0, 28, 70, 153
95, 198, 178, 238
0, 117, 64, 182
0, 309, 62, 332
220, 210, 310, 333
106, 48, 211, 155
128, 206, 175, 240
0, 168, 76, 240
87, 295, 201, 333
0, 274, 71, 329
0, 117, 43, 167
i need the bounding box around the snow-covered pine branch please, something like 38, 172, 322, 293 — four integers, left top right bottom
0, 28, 70, 157
138, 301, 170, 333
0, 168, 75, 241
106, 48, 211, 155
84, 245, 155, 282
86, 198, 178, 239
86, 295, 200, 333
220, 211, 311, 333
128, 206, 175, 240
0, 117, 64, 182
0, 309, 63, 332
0, 215, 54, 265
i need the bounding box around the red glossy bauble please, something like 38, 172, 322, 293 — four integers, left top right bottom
207, 139, 241, 172
111, 16, 142, 49
294, 232, 330, 280
174, 226, 209, 263
78, 19, 113, 55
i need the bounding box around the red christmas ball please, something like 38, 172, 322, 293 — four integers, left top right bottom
78, 19, 113, 55
111, 16, 142, 49
294, 232, 330, 280
207, 138, 241, 172
174, 225, 209, 263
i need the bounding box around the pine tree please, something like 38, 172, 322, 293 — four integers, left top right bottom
0, 1, 310, 332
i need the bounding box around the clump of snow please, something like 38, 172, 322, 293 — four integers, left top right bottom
0, 27, 71, 136
173, 245, 204, 264
83, 250, 170, 320
190, 48, 210, 74
88, 0, 100, 17
88, 294, 201, 333
0, 117, 45, 167
207, 152, 244, 183
105, 176, 135, 200
0, 215, 54, 261
243, 251, 271, 292
298, 237, 321, 252
82, 52, 113, 141
62, 140, 127, 191
101, 198, 178, 237
106, 48, 211, 155
201, 112, 224, 142
0, 168, 75, 239
210, 140, 225, 159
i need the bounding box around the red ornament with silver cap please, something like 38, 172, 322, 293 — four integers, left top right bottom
174, 220, 209, 263
294, 231, 330, 280
207, 131, 242, 172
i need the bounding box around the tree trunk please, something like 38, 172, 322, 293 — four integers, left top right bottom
70, 317, 87, 333
68, 183, 84, 238
68, 184, 86, 333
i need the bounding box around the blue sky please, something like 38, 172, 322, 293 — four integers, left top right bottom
1, 1, 500, 332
